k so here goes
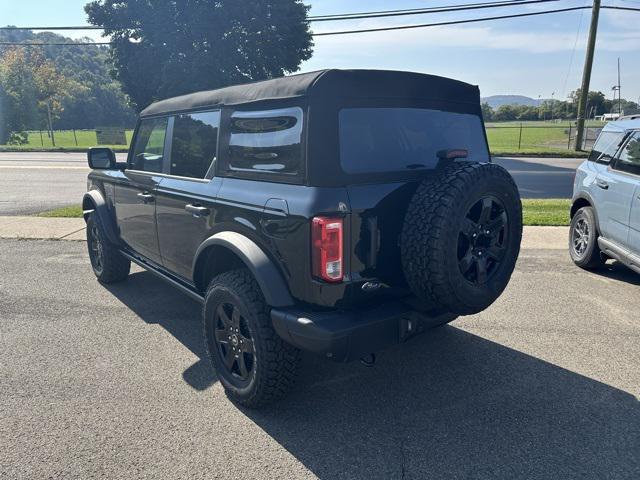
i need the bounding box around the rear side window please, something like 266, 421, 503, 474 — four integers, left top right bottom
227, 107, 303, 176
130, 117, 168, 172
613, 132, 640, 176
339, 108, 488, 174
589, 130, 625, 164
170, 111, 220, 179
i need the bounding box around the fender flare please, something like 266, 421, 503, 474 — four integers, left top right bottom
82, 190, 120, 245
571, 192, 600, 231
193, 231, 294, 308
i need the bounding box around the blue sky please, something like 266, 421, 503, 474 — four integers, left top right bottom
2, 0, 639, 101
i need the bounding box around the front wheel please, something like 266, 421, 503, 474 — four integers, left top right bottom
86, 213, 130, 283
203, 269, 300, 408
569, 206, 604, 269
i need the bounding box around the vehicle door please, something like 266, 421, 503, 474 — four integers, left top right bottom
588, 130, 634, 246
155, 111, 222, 280
611, 131, 640, 252
115, 116, 168, 264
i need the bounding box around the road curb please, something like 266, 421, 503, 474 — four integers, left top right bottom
0, 217, 569, 250
0, 216, 86, 241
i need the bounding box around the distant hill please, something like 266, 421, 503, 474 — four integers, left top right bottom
482, 95, 544, 108
0, 29, 136, 130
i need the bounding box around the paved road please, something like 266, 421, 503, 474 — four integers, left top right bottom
1, 238, 638, 479
493, 156, 583, 199
0, 152, 123, 215
0, 152, 582, 215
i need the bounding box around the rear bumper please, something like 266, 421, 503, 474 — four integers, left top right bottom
271, 301, 454, 362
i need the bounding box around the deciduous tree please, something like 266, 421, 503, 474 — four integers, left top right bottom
85, 0, 313, 110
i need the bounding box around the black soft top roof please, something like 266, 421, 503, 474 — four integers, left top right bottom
140, 69, 480, 117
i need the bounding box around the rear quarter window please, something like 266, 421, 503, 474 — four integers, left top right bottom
227, 107, 303, 177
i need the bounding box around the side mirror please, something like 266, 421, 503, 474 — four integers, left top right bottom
87, 147, 116, 169
437, 149, 468, 161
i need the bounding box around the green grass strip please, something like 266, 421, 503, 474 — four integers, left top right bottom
33, 200, 571, 228
36, 205, 84, 218
522, 199, 570, 226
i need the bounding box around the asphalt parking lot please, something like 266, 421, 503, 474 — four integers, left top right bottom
1, 238, 639, 479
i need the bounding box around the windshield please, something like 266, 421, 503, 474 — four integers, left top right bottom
339, 107, 489, 174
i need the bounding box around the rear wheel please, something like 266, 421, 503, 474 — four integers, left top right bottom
86, 213, 130, 283
203, 269, 300, 408
569, 206, 604, 269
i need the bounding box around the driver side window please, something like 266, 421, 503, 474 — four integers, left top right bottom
130, 117, 168, 172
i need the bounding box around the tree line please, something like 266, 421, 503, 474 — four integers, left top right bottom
1, 0, 312, 144
0, 30, 137, 143
482, 90, 639, 122
3, 0, 638, 145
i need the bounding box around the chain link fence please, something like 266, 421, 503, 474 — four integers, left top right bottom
6, 123, 605, 153
485, 123, 604, 153
20, 129, 134, 148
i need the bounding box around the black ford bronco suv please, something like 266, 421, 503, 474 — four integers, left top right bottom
83, 69, 522, 407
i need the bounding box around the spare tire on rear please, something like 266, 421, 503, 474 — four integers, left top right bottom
401, 162, 522, 315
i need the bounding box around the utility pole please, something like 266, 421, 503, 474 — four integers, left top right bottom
575, 0, 601, 151
617, 57, 622, 115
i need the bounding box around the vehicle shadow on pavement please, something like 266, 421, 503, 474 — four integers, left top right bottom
588, 260, 640, 286
244, 327, 640, 479
102, 270, 639, 479
102, 270, 218, 391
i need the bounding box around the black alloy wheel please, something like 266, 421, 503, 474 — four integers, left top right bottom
212, 302, 256, 383
457, 195, 508, 285
88, 222, 105, 275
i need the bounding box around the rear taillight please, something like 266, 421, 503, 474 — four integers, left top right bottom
311, 216, 343, 282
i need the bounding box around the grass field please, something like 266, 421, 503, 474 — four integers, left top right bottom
36, 199, 571, 226
485, 121, 604, 154
3, 129, 135, 150
0, 121, 605, 155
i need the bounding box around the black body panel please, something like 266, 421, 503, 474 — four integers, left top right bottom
84, 69, 489, 359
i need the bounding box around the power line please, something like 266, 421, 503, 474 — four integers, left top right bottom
0, 26, 102, 31
0, 0, 569, 31
309, 0, 564, 22
308, 0, 531, 19
601, 4, 640, 10
313, 6, 592, 36
3, 3, 634, 46
0, 41, 111, 46
560, 0, 588, 99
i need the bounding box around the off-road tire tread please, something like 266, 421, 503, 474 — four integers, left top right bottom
204, 269, 300, 408
87, 213, 130, 283
401, 162, 522, 315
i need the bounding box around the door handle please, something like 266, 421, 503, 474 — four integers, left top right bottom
185, 204, 210, 217
595, 179, 609, 190
137, 192, 155, 203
